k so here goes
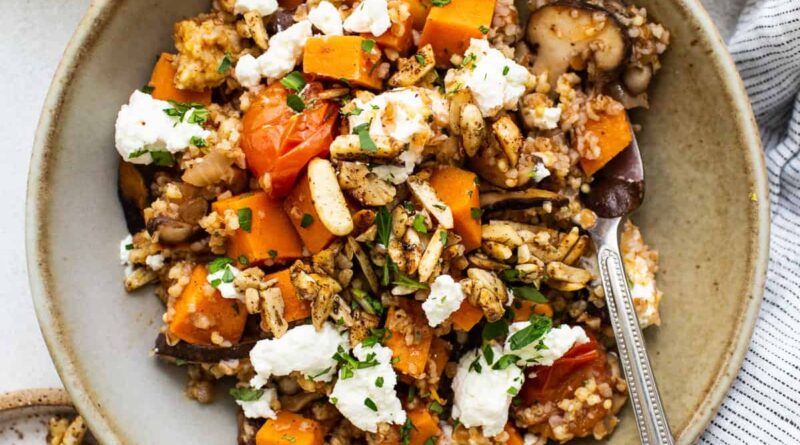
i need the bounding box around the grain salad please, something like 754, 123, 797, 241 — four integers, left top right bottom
115, 0, 670, 443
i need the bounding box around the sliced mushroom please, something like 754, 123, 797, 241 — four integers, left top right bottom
146, 216, 202, 244
308, 158, 354, 236
459, 103, 486, 157
118, 160, 151, 233
527, 2, 630, 87
330, 135, 405, 163
154, 333, 257, 363
492, 116, 523, 168
182, 150, 237, 187
389, 44, 436, 87
178, 197, 209, 225
279, 392, 324, 413
407, 175, 454, 229
480, 188, 567, 212
266, 9, 296, 35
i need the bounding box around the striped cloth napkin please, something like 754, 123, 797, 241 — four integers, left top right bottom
700, 0, 800, 443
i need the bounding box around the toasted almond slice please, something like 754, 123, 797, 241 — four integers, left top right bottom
408, 176, 454, 229
492, 116, 523, 168
308, 158, 354, 236
418, 228, 446, 283
330, 134, 405, 163
348, 237, 380, 294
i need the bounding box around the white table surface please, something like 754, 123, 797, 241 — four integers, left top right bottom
0, 0, 741, 402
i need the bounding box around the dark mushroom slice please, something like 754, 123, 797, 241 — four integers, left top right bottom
146, 216, 204, 245
480, 188, 568, 212
266, 9, 296, 35
527, 1, 630, 87
153, 333, 257, 363
237, 412, 265, 445
118, 160, 151, 233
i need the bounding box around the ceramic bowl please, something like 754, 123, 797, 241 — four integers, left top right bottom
27, 0, 769, 444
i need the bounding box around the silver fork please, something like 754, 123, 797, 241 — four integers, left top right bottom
583, 134, 675, 445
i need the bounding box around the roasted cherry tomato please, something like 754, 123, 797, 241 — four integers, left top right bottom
241, 80, 338, 198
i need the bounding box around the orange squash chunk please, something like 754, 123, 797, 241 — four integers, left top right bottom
407, 407, 442, 445
450, 301, 483, 332
168, 266, 247, 345
385, 300, 433, 378
212, 192, 303, 264
429, 166, 481, 251
265, 269, 311, 322
365, 9, 415, 54
580, 110, 633, 176
513, 301, 554, 322
405, 0, 431, 29
148, 53, 211, 105
256, 411, 324, 445
428, 337, 450, 381
505, 423, 525, 445
419, 0, 496, 64
283, 172, 337, 254
303, 36, 383, 89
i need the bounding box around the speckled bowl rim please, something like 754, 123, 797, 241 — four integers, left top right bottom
0, 389, 73, 413
26, 0, 770, 444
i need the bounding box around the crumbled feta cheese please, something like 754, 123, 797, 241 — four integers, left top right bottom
233, 21, 313, 87
371, 149, 419, 185
308, 1, 343, 35
451, 345, 523, 437
504, 323, 589, 367
422, 275, 465, 327
234, 0, 278, 16
119, 234, 133, 265
530, 162, 551, 183
445, 39, 532, 118
207, 264, 242, 300
348, 88, 434, 147
145, 254, 165, 271
236, 388, 278, 419
531, 106, 561, 130
329, 343, 406, 432
343, 0, 391, 36
250, 322, 348, 385
524, 433, 540, 445
115, 91, 210, 164
234, 54, 262, 89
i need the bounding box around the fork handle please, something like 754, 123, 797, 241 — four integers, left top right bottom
592, 217, 674, 445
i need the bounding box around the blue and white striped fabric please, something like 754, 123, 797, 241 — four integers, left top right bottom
700, 1, 800, 443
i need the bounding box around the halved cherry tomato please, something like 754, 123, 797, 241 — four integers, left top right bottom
241, 80, 339, 198
519, 335, 613, 439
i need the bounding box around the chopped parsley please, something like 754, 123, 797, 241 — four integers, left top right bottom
308, 367, 332, 380
300, 213, 314, 228
501, 269, 521, 282
393, 273, 429, 290
503, 66, 510, 76
376, 206, 392, 247
237, 255, 249, 265
287, 93, 306, 113
364, 397, 378, 411
163, 100, 208, 125
352, 122, 378, 152
280, 71, 306, 91
332, 346, 380, 379
407, 386, 417, 403
361, 39, 376, 53
208, 257, 233, 274
124, 243, 134, 250
508, 314, 552, 351
174, 358, 188, 366
237, 207, 253, 232
229, 387, 263, 402
268, 249, 278, 258
468, 354, 482, 373
140, 84, 155, 94
481, 319, 508, 341
217, 52, 233, 74
423, 437, 437, 445
221, 266, 235, 283
415, 53, 426, 66
492, 354, 521, 370
281, 434, 297, 443
511, 286, 548, 303
362, 328, 391, 347
375, 376, 385, 388
428, 400, 444, 415
190, 135, 207, 147
478, 25, 490, 34
412, 214, 428, 233
507, 386, 519, 396
431, 0, 452, 5
470, 207, 483, 220
482, 344, 495, 364
150, 151, 175, 167
353, 288, 384, 315
400, 418, 417, 445
439, 230, 448, 246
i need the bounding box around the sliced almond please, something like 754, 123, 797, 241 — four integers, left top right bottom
492, 116, 523, 168
407, 176, 454, 229
348, 237, 380, 294
459, 103, 486, 157
308, 158, 354, 236
418, 227, 446, 283
330, 135, 405, 163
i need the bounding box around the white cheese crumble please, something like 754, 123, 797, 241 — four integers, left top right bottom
308, 1, 343, 36
445, 39, 532, 118
145, 254, 165, 271
422, 275, 465, 327
620, 221, 663, 328
531, 106, 562, 130
206, 264, 242, 300
250, 322, 347, 386
115, 91, 210, 165
234, 20, 313, 88
530, 162, 551, 183
343, 0, 391, 36
504, 323, 589, 367
451, 345, 523, 437
329, 343, 406, 432
524, 433, 540, 445
234, 0, 278, 16
119, 234, 133, 265
372, 149, 420, 185
236, 387, 278, 419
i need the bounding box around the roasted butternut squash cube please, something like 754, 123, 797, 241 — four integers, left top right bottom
148, 53, 212, 105
419, 0, 496, 65
256, 411, 324, 445
303, 36, 383, 89
283, 172, 337, 254
264, 269, 311, 322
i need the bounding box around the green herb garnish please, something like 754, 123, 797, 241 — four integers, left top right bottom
208, 257, 233, 274
287, 93, 305, 113
280, 71, 306, 91
300, 213, 314, 228
492, 354, 521, 370
361, 39, 376, 53
238, 207, 253, 232
229, 387, 263, 402
412, 214, 428, 233
478, 25, 490, 34
376, 206, 392, 247
393, 273, 429, 290
508, 314, 552, 351
217, 52, 233, 74
150, 151, 175, 167
470, 207, 483, 220
511, 286, 548, 303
